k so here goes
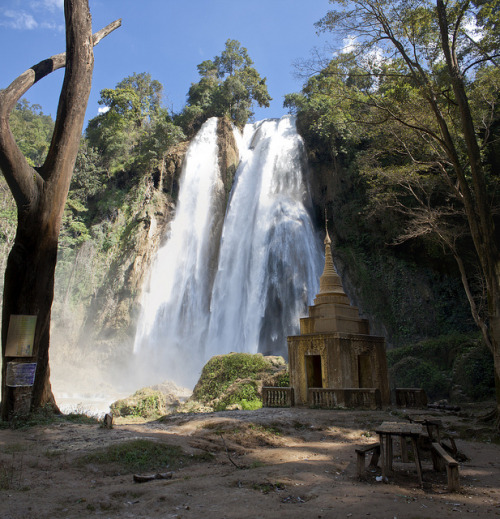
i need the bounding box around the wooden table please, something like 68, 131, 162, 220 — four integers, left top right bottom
375, 421, 424, 486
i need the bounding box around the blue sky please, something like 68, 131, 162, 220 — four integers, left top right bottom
0, 0, 335, 128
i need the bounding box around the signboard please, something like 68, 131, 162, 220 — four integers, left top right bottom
5, 315, 37, 357
6, 362, 37, 387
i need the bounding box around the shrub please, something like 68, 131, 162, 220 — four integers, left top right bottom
389, 356, 450, 400
387, 332, 478, 371
189, 353, 286, 411
110, 389, 170, 418
192, 353, 274, 404
273, 370, 290, 387
214, 381, 261, 411
453, 344, 494, 401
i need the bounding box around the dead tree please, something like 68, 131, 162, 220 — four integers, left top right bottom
0, 0, 120, 420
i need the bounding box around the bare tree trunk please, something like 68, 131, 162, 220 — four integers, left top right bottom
436, 0, 500, 425
0, 1, 120, 420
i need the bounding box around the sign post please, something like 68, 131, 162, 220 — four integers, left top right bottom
4, 315, 37, 417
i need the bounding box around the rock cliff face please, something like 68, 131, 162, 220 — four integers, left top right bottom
217, 116, 239, 204
60, 118, 240, 367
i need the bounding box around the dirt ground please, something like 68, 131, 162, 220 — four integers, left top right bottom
0, 405, 499, 519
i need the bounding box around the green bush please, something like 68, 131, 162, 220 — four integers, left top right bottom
387, 333, 478, 371
389, 356, 450, 400
192, 353, 273, 404
110, 389, 167, 418
387, 333, 494, 402
214, 381, 260, 411
188, 353, 287, 412
239, 399, 263, 410
273, 371, 290, 387
453, 344, 494, 401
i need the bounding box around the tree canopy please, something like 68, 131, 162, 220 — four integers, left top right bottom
86, 72, 184, 172
177, 39, 271, 134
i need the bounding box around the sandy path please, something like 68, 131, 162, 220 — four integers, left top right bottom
0, 407, 499, 518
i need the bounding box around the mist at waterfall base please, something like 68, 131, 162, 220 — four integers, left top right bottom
132, 116, 323, 389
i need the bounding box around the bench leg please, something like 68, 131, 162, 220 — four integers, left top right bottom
411, 437, 424, 488
356, 452, 365, 477
379, 434, 386, 480
447, 465, 460, 492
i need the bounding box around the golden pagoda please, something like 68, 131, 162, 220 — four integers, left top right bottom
287, 217, 390, 408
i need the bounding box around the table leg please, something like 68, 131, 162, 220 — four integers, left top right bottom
410, 436, 423, 487
387, 435, 393, 474
400, 437, 409, 462
379, 433, 387, 481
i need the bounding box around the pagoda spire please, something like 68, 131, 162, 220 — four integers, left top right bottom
315, 211, 349, 303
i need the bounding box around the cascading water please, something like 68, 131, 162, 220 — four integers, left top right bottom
133, 117, 225, 386
205, 116, 323, 360
133, 115, 323, 387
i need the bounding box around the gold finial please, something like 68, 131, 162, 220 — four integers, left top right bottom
324, 208, 331, 245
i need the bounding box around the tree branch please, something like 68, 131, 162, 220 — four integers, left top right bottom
0, 17, 121, 207
0, 19, 121, 117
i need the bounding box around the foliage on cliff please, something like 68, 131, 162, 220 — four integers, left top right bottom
0, 77, 187, 358
86, 72, 185, 173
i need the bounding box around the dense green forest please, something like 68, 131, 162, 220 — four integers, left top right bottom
1, 9, 498, 404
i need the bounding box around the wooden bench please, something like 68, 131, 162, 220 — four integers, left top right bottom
355, 442, 381, 477
431, 442, 460, 491
395, 388, 428, 408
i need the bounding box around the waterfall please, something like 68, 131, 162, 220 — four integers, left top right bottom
133, 115, 323, 387
133, 117, 225, 386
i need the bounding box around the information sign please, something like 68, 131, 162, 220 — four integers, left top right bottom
5, 315, 37, 357
6, 362, 37, 387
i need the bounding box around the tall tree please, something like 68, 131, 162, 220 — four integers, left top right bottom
313, 0, 500, 423
178, 39, 271, 134
0, 0, 120, 420
86, 72, 184, 172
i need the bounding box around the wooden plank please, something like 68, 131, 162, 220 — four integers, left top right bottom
432, 442, 460, 492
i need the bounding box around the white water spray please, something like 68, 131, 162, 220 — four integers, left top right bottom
133, 117, 225, 386
134, 116, 323, 387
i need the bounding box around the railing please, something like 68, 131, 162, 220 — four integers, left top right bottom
308, 388, 382, 410
395, 388, 428, 408
262, 387, 294, 407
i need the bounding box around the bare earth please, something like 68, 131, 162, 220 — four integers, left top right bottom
0, 406, 499, 519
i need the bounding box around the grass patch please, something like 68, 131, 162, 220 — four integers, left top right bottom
0, 462, 15, 490
252, 481, 286, 494
239, 399, 262, 411
2, 443, 28, 454
78, 439, 211, 472
249, 461, 266, 469
0, 406, 100, 430
249, 424, 282, 436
